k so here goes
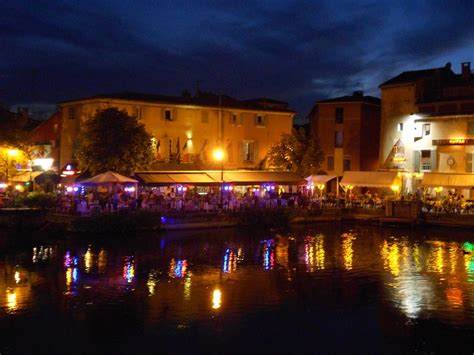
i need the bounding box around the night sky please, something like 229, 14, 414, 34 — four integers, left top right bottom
1, 0, 474, 122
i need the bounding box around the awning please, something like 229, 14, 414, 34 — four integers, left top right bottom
421, 172, 474, 188
11, 171, 43, 182
305, 175, 337, 185
135, 173, 177, 185
135, 170, 305, 186
208, 171, 305, 185
167, 173, 216, 184
340, 171, 400, 188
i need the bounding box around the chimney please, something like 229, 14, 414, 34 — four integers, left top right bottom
462, 62, 471, 80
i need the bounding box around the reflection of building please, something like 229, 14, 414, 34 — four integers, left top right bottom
59, 92, 294, 170
379, 62, 474, 193
308, 91, 381, 178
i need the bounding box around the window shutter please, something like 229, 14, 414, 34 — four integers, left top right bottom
161, 108, 166, 120
431, 149, 437, 171
413, 151, 421, 172
468, 121, 474, 135
466, 153, 473, 173
172, 108, 178, 121
239, 113, 244, 126
239, 141, 244, 163
253, 142, 259, 163
263, 115, 267, 126
201, 111, 209, 123
254, 115, 259, 126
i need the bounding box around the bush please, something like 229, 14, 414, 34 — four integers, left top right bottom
21, 192, 57, 209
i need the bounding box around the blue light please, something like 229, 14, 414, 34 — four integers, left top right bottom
160, 216, 166, 224
73, 257, 78, 266
223, 249, 230, 272
72, 268, 78, 283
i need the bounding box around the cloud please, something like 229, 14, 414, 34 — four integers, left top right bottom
0, 0, 473, 122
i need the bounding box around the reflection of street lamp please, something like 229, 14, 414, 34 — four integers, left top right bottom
5, 149, 19, 184
213, 148, 225, 208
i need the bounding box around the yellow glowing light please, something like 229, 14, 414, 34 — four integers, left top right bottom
0, 183, 7, 189
212, 289, 222, 309
449, 139, 465, 144
341, 233, 355, 270
213, 148, 224, 161
84, 247, 92, 273
33, 158, 54, 171
14, 271, 20, 284
7, 149, 19, 157
15, 185, 23, 191
390, 185, 400, 192
434, 186, 444, 193
7, 290, 17, 311
317, 184, 325, 191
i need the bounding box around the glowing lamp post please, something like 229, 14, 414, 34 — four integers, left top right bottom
317, 184, 325, 198
213, 148, 225, 209
390, 185, 400, 198
434, 186, 443, 200
5, 149, 19, 185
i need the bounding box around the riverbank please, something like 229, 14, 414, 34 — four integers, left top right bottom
4, 207, 474, 234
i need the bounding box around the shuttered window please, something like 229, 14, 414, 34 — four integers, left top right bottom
466, 153, 473, 173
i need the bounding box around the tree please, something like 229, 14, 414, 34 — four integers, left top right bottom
265, 127, 324, 176
76, 108, 154, 175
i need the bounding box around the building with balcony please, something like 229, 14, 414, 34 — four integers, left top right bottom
379, 62, 474, 194
58, 92, 294, 171
308, 91, 381, 180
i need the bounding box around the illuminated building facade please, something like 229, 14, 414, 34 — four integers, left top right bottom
379, 62, 474, 192
58, 92, 294, 170
308, 91, 381, 177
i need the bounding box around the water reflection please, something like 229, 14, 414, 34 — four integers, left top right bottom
341, 232, 356, 270
1, 225, 474, 351
222, 249, 237, 273
304, 235, 325, 272
212, 289, 222, 310
262, 239, 275, 270
123, 256, 135, 283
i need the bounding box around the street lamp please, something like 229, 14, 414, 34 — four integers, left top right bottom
213, 148, 225, 208
5, 149, 19, 185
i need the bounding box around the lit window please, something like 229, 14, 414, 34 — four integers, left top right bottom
423, 123, 430, 136
398, 122, 404, 132
335, 108, 344, 124
242, 141, 255, 162
421, 150, 431, 171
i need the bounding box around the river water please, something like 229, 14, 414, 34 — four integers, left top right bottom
1, 224, 474, 354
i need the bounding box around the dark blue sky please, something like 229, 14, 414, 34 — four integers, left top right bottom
1, 0, 474, 122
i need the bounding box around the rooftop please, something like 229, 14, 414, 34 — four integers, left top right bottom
59, 91, 294, 113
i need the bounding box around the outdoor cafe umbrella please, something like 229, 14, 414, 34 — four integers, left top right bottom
80, 171, 139, 197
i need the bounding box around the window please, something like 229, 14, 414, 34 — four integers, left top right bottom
327, 156, 335, 171
335, 108, 344, 124
242, 141, 256, 162
335, 131, 343, 148
423, 123, 430, 136
468, 121, 474, 135
466, 153, 473, 172
133, 106, 141, 119
165, 109, 173, 121
343, 157, 351, 171
421, 150, 431, 171
230, 113, 239, 125
255, 114, 266, 127
398, 122, 404, 132
53, 124, 58, 134
201, 111, 209, 123
68, 106, 78, 120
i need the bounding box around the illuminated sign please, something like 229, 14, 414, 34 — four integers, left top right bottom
432, 139, 474, 145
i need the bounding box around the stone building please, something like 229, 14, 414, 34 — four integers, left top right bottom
309, 91, 381, 176
58, 92, 294, 170
379, 62, 474, 194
